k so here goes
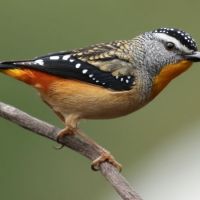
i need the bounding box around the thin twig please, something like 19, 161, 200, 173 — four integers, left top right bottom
0, 101, 143, 200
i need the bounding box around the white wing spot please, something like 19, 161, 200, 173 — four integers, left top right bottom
34, 59, 44, 66
82, 69, 88, 74
89, 74, 94, 78
127, 76, 131, 79
120, 78, 124, 82
75, 63, 81, 68
69, 59, 74, 62
96, 80, 99, 83
50, 56, 59, 60
63, 55, 71, 60
126, 79, 129, 83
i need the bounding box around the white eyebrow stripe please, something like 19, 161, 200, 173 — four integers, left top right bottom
154, 33, 192, 53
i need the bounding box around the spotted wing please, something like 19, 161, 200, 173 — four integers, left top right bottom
1, 41, 135, 91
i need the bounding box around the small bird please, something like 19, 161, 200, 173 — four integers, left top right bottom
0, 28, 200, 171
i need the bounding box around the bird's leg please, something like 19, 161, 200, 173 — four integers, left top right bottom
91, 150, 122, 172
56, 114, 80, 147
55, 114, 122, 171
77, 131, 122, 172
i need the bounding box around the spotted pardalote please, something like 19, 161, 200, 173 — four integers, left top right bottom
0, 27, 200, 170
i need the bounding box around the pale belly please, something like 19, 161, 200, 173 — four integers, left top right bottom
39, 79, 146, 120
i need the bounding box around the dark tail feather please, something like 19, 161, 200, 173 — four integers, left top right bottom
0, 61, 19, 69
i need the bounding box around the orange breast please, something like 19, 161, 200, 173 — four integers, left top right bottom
151, 60, 192, 99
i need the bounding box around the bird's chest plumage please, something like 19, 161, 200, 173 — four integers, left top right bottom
40, 79, 145, 120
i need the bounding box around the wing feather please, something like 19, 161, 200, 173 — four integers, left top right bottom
1, 40, 135, 91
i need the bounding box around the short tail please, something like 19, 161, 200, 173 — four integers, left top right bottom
0, 60, 36, 82
0, 59, 63, 87
0, 60, 33, 70
0, 61, 16, 69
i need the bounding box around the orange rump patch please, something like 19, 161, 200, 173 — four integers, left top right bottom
2, 69, 62, 92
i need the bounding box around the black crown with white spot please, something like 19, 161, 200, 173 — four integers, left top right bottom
153, 28, 197, 51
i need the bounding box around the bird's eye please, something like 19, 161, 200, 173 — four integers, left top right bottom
165, 42, 175, 50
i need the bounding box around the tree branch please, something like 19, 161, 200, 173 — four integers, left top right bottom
0, 101, 143, 200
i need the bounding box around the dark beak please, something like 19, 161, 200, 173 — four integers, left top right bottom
185, 51, 200, 62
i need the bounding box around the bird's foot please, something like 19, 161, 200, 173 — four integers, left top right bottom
91, 150, 122, 172
55, 126, 77, 149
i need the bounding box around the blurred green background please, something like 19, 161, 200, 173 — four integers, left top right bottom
0, 0, 200, 200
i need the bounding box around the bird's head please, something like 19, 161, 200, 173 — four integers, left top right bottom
133, 28, 200, 97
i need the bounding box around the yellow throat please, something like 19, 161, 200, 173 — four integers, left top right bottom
151, 60, 192, 98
